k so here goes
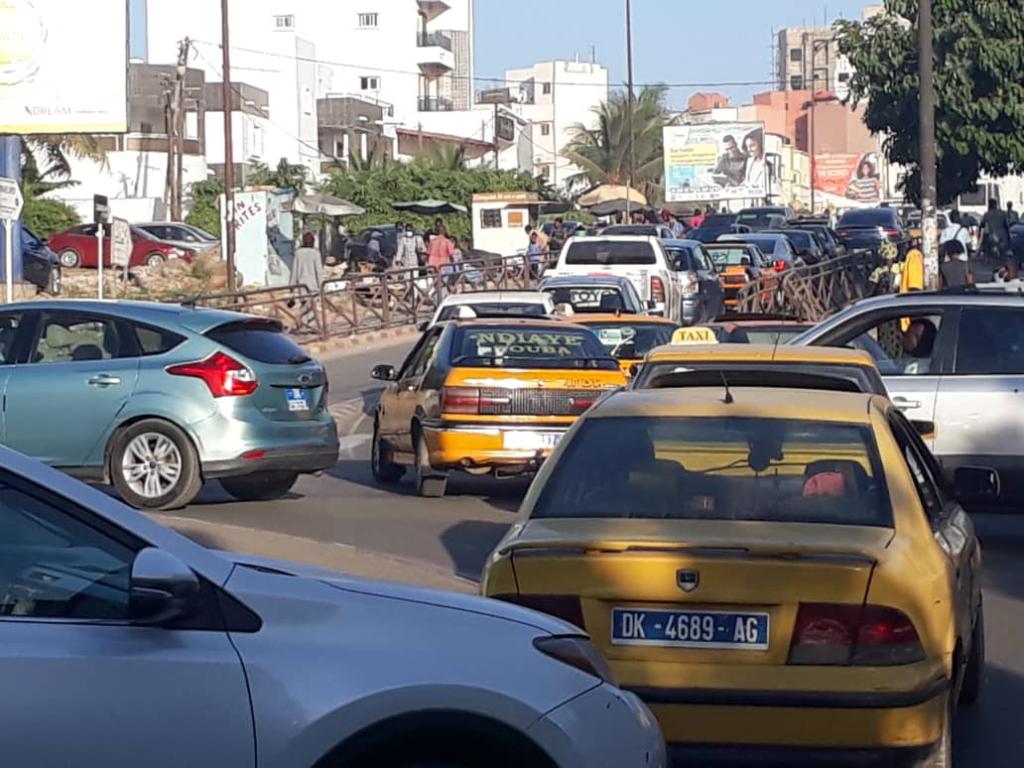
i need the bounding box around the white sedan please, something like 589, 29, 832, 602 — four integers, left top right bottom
0, 447, 664, 768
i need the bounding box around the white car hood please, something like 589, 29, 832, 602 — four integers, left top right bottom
218, 550, 578, 636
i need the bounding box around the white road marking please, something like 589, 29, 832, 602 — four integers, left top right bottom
338, 434, 372, 453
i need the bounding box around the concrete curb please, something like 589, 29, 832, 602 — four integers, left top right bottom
153, 514, 476, 594
299, 325, 420, 357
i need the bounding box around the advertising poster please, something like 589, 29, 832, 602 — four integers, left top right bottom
0, 0, 128, 134
813, 152, 883, 204
663, 122, 770, 203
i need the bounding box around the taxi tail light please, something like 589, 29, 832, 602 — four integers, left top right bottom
773, 259, 788, 272
167, 352, 258, 397
788, 603, 925, 666
492, 594, 585, 628
650, 276, 666, 303
441, 386, 512, 415
569, 395, 598, 413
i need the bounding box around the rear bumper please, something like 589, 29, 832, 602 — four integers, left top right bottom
202, 444, 339, 479
422, 420, 570, 472
629, 680, 947, 751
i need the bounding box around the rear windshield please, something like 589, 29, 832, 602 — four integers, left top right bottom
782, 231, 814, 248
563, 240, 657, 266
839, 209, 896, 227
452, 326, 617, 370
532, 416, 891, 527
664, 246, 697, 271
705, 245, 757, 267
701, 215, 736, 228
587, 322, 677, 359
543, 285, 627, 312
206, 321, 312, 365
437, 302, 547, 321
736, 211, 782, 229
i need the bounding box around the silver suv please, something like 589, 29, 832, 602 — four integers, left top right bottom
792, 290, 1024, 504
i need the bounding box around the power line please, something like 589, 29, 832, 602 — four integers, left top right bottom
191, 40, 782, 91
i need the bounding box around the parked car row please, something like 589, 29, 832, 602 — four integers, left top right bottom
49, 221, 217, 269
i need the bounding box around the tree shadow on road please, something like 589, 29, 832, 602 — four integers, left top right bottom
440, 519, 512, 582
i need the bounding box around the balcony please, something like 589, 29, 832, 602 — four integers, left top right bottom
417, 31, 452, 51
418, 96, 454, 112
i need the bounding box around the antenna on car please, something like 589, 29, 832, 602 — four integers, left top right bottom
720, 371, 734, 404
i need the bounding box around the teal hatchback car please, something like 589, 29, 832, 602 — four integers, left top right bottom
0, 301, 338, 509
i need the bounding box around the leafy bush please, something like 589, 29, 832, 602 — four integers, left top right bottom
186, 178, 224, 238
22, 197, 80, 237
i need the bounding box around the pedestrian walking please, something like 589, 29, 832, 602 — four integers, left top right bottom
668, 212, 686, 239
690, 207, 705, 229
1008, 201, 1019, 226
900, 235, 925, 294
293, 232, 325, 330
427, 222, 457, 298
940, 240, 973, 288
940, 210, 972, 257
395, 224, 426, 272
981, 198, 1015, 277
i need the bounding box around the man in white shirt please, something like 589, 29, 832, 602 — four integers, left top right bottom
940, 210, 972, 256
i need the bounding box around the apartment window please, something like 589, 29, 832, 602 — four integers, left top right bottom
541, 82, 552, 95
789, 47, 802, 62
274, 14, 294, 29
838, 72, 850, 83
360, 76, 380, 91
480, 209, 502, 229
539, 122, 551, 136
358, 12, 378, 28
790, 75, 804, 90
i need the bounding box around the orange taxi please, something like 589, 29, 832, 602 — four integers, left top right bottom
369, 318, 626, 497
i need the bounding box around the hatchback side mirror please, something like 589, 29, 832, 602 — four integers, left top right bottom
953, 466, 1000, 503
371, 364, 398, 381
129, 548, 201, 626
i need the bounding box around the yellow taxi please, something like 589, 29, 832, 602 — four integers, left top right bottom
483, 386, 987, 764
632, 342, 888, 395
570, 314, 680, 375
369, 318, 626, 497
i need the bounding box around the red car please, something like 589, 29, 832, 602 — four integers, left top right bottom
50, 224, 196, 269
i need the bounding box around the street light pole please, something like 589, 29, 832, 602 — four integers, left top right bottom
220, 0, 237, 287
625, 0, 636, 220
918, 0, 939, 288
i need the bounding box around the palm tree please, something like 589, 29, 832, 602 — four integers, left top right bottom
246, 158, 309, 194
415, 143, 467, 172
562, 85, 669, 201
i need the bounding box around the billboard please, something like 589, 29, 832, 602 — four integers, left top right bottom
664, 122, 769, 203
0, 0, 128, 134
813, 152, 882, 204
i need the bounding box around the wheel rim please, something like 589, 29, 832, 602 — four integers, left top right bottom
60, 250, 78, 268
146, 254, 164, 267
121, 433, 183, 499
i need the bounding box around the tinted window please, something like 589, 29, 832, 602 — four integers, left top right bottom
564, 241, 657, 266
587, 322, 677, 359
437, 303, 548, 321
0, 485, 134, 620
702, 215, 736, 228
705, 245, 757, 268
134, 324, 187, 356
532, 416, 891, 526
955, 307, 1024, 374
543, 285, 627, 312
0, 314, 21, 365
839, 209, 897, 227
32, 313, 132, 363
452, 326, 616, 369
602, 225, 660, 237
206, 321, 311, 365
664, 246, 695, 271
742, 326, 811, 344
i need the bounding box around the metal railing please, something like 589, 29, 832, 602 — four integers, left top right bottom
417, 96, 454, 112
416, 31, 453, 51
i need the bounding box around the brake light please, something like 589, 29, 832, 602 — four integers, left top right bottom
167, 352, 258, 397
569, 394, 598, 412
883, 228, 901, 238
651, 276, 666, 303
774, 259, 788, 272
492, 594, 585, 627
788, 603, 925, 666
441, 386, 480, 414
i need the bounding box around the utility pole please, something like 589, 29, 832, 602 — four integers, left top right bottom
220, 0, 237, 286
164, 82, 175, 220
918, 0, 939, 288
625, 0, 635, 220
170, 38, 189, 221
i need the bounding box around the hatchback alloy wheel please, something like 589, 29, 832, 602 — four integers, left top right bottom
59, 249, 80, 268
121, 432, 183, 500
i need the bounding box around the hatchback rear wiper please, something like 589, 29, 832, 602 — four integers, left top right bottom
288, 353, 313, 365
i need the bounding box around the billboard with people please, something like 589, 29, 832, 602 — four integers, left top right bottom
663, 122, 770, 203
813, 152, 883, 204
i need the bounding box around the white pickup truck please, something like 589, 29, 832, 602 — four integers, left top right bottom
547, 235, 683, 323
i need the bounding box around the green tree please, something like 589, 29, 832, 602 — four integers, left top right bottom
246, 157, 309, 194
562, 85, 669, 201
836, 1, 1024, 205
185, 178, 224, 238
16, 137, 95, 237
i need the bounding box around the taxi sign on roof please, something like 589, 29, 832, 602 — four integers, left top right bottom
672, 326, 718, 345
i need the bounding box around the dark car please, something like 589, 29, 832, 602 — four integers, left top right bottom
835, 208, 907, 251
602, 224, 675, 240
795, 223, 845, 258
19, 225, 61, 295
688, 214, 751, 243
736, 206, 796, 232
766, 229, 825, 265
662, 239, 724, 325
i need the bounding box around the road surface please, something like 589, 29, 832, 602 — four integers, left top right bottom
168, 338, 1024, 766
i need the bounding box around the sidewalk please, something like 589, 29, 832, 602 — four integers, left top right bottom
153, 514, 475, 594
298, 324, 420, 358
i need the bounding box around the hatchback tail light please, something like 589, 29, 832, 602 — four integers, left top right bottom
650, 276, 666, 303
774, 259, 788, 272
492, 593, 585, 628
167, 352, 258, 397
788, 603, 925, 666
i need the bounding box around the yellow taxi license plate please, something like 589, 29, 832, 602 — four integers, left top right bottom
503, 431, 562, 450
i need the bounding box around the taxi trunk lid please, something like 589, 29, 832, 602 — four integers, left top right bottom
443, 366, 625, 419
503, 518, 891, 668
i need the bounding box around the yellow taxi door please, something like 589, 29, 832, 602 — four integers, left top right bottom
384, 328, 444, 453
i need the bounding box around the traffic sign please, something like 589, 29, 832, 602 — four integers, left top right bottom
110, 218, 132, 267
0, 176, 23, 221
93, 193, 110, 224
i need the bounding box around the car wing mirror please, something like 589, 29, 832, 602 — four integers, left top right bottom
909, 420, 936, 438
628, 363, 641, 378
129, 548, 201, 626
371, 364, 399, 381
953, 466, 1001, 503
416, 320, 429, 332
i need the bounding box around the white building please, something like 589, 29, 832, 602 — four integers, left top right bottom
502, 58, 609, 190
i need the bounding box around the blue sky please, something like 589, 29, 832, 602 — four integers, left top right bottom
475, 0, 869, 107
